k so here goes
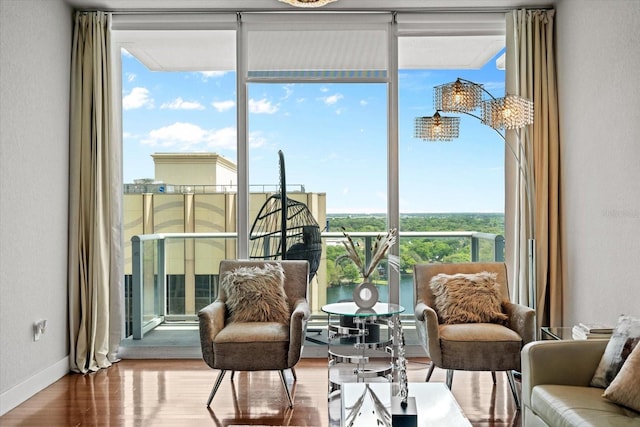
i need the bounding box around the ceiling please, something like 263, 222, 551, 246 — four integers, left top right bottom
67, 0, 555, 72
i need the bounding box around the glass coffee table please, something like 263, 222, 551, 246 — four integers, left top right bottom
341, 382, 472, 426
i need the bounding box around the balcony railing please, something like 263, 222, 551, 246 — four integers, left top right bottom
128, 231, 504, 339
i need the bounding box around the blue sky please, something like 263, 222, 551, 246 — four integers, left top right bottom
122, 49, 506, 214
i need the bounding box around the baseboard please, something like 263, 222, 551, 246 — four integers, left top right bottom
0, 356, 69, 416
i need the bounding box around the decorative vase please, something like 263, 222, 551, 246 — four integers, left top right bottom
352, 281, 378, 309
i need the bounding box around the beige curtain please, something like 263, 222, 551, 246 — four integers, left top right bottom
69, 11, 123, 374
506, 9, 562, 330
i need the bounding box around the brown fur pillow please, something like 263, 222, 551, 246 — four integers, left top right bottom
221, 263, 290, 324
429, 272, 508, 325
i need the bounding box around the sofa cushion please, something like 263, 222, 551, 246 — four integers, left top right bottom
604, 342, 640, 412
531, 384, 640, 427
439, 323, 522, 371
429, 272, 509, 325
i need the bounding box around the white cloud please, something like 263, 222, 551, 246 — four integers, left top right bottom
281, 84, 294, 100
249, 98, 279, 114
123, 87, 153, 110
322, 93, 343, 106
160, 97, 205, 110
205, 127, 237, 150
212, 100, 236, 112
141, 122, 236, 151
199, 71, 227, 80
139, 123, 272, 152
126, 73, 136, 83
248, 131, 266, 149
360, 99, 368, 106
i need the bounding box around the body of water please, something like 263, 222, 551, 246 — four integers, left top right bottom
326, 274, 415, 310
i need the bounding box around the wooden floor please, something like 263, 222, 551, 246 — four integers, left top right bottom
1, 358, 520, 426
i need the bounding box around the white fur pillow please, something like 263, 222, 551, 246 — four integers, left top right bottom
429, 271, 508, 325
221, 263, 290, 324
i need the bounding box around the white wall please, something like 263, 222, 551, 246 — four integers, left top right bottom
0, 0, 72, 415
556, 0, 640, 327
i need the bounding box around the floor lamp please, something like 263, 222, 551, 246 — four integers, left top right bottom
414, 78, 536, 314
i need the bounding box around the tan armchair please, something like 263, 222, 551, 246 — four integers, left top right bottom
198, 260, 310, 408
413, 262, 535, 408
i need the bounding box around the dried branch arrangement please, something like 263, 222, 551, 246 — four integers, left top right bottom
340, 227, 399, 281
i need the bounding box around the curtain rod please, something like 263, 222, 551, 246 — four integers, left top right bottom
100, 7, 553, 16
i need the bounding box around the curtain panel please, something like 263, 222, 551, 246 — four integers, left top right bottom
69, 11, 123, 374
506, 9, 561, 330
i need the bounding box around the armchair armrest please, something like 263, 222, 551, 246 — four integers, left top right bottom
414, 302, 442, 365
503, 302, 536, 345
287, 299, 311, 367
198, 301, 226, 369
521, 339, 609, 408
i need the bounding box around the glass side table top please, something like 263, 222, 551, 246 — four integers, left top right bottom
321, 302, 405, 317
540, 326, 574, 340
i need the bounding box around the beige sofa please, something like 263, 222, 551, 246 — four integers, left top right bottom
521, 339, 640, 426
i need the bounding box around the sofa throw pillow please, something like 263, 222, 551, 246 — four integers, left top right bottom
603, 341, 640, 412
429, 272, 509, 325
590, 315, 640, 388
221, 263, 290, 325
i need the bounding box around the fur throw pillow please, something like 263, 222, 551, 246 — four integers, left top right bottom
429, 271, 509, 325
591, 315, 640, 388
221, 263, 290, 324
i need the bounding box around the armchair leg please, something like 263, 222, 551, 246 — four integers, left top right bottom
506, 370, 521, 409
446, 369, 454, 389
425, 362, 435, 382
491, 371, 497, 384
279, 370, 294, 408
207, 370, 227, 407
290, 367, 297, 381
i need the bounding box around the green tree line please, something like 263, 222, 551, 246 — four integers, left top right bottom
324, 213, 504, 286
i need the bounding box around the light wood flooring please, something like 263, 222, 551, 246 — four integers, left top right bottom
1, 358, 520, 426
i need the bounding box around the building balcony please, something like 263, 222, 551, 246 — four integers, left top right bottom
119, 230, 504, 358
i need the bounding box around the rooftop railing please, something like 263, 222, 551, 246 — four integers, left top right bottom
123, 183, 307, 194
129, 231, 504, 339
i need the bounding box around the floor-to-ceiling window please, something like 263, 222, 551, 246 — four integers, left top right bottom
113, 11, 509, 340
113, 16, 239, 334
242, 13, 394, 313
396, 13, 508, 308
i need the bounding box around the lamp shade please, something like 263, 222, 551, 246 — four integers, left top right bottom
482, 95, 534, 130
434, 78, 484, 113
414, 112, 460, 141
